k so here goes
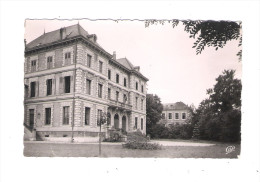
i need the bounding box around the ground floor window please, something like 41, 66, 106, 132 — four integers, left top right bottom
175, 113, 179, 120
45, 108, 51, 125
141, 118, 143, 130
63, 106, 70, 125
168, 113, 172, 119
85, 107, 90, 125
182, 113, 186, 120
135, 117, 138, 129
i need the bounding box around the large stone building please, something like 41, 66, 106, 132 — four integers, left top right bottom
159, 102, 190, 126
24, 24, 148, 141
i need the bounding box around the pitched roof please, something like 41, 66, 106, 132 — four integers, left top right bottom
116, 58, 134, 70
163, 102, 189, 110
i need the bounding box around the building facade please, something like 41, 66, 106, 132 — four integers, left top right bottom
24, 24, 148, 141
159, 102, 190, 126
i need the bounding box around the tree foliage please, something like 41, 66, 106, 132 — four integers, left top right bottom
145, 19, 242, 61
192, 70, 242, 142
146, 94, 163, 135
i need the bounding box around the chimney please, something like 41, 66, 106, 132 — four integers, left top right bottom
134, 66, 140, 72
113, 51, 116, 60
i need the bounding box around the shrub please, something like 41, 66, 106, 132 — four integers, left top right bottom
127, 130, 149, 142
122, 141, 162, 150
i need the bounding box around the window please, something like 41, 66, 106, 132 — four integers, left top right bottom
136, 82, 138, 90
87, 54, 92, 68
108, 70, 111, 80
45, 108, 51, 125
141, 118, 143, 130
64, 76, 70, 93
94, 53, 98, 61
108, 88, 111, 99
31, 60, 36, 72
162, 113, 166, 119
116, 91, 119, 101
124, 78, 127, 87
175, 113, 179, 120
47, 56, 53, 69
97, 109, 102, 125
135, 97, 138, 109
63, 106, 69, 125
123, 94, 127, 103
99, 61, 103, 73
182, 113, 186, 120
46, 79, 52, 96
98, 84, 102, 98
86, 79, 91, 95
30, 82, 36, 97
65, 52, 71, 60
168, 113, 172, 119
116, 74, 119, 83
141, 85, 144, 93
141, 99, 144, 110
29, 109, 34, 127
135, 117, 138, 129
85, 107, 90, 125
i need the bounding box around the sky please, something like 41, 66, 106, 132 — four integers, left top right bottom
24, 19, 242, 107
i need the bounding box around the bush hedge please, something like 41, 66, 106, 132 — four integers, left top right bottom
122, 141, 162, 150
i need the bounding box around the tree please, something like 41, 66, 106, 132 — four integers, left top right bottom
193, 70, 242, 142
146, 94, 163, 135
145, 19, 242, 60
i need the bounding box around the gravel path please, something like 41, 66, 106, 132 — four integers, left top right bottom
150, 140, 215, 147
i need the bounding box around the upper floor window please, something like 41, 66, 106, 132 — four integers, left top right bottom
135, 97, 138, 109
136, 82, 138, 90
29, 109, 34, 127
46, 79, 52, 96
116, 91, 119, 101
141, 99, 144, 110
47, 56, 53, 69
85, 107, 90, 125
124, 78, 127, 87
87, 54, 92, 68
175, 113, 179, 120
135, 117, 138, 129
86, 79, 91, 95
108, 70, 111, 80
182, 113, 186, 120
99, 61, 103, 73
31, 60, 36, 72
30, 82, 36, 97
162, 113, 166, 119
108, 88, 111, 99
116, 74, 119, 83
123, 94, 127, 103
94, 53, 98, 61
45, 108, 51, 125
64, 76, 71, 93
168, 113, 172, 119
63, 106, 70, 125
141, 85, 144, 93
65, 52, 71, 60
98, 84, 103, 98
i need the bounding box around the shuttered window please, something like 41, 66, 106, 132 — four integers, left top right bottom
47, 56, 53, 69
45, 108, 51, 125
63, 106, 69, 125
31, 60, 36, 72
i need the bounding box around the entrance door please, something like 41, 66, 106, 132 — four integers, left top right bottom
122, 116, 127, 132
114, 114, 119, 129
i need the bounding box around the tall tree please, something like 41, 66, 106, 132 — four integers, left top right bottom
145, 20, 242, 60
146, 94, 163, 135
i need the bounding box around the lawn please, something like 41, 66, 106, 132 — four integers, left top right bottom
24, 141, 240, 158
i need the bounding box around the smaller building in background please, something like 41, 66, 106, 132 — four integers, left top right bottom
159, 102, 190, 126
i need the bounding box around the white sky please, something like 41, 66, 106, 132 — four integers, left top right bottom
24, 19, 242, 107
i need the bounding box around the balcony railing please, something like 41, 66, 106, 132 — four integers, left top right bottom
108, 99, 132, 111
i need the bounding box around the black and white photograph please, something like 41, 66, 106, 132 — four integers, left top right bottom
0, 1, 259, 182
23, 19, 242, 158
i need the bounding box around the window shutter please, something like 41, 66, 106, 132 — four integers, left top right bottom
70, 76, 73, 93
35, 81, 39, 97
59, 77, 64, 94
52, 78, 56, 95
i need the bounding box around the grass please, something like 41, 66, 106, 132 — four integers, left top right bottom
24, 142, 240, 158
